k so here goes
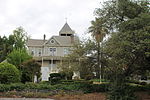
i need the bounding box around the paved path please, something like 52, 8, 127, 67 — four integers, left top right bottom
0, 98, 54, 100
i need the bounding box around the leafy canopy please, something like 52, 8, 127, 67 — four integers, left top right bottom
7, 49, 32, 69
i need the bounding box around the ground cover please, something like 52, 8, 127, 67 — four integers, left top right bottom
0, 80, 149, 100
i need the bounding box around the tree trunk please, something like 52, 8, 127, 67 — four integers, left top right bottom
97, 42, 100, 78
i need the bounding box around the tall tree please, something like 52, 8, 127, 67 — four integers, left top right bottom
98, 1, 150, 99
0, 35, 15, 62
13, 27, 28, 49
0, 27, 28, 62
88, 17, 108, 78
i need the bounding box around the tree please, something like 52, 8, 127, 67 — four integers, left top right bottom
21, 59, 41, 83
58, 39, 97, 79
7, 49, 32, 69
94, 0, 150, 99
0, 62, 20, 84
88, 17, 108, 78
104, 13, 150, 77
0, 35, 15, 62
0, 26, 28, 62
13, 27, 28, 49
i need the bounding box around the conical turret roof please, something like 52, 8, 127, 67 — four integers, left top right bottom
59, 22, 74, 35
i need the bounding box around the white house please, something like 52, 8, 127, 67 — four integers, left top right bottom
26, 22, 79, 81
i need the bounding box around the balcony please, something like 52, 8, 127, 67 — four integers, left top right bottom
33, 56, 63, 61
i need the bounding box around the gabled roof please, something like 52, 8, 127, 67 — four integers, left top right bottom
26, 39, 46, 46
43, 36, 60, 46
53, 36, 73, 46
59, 22, 74, 35
26, 36, 79, 47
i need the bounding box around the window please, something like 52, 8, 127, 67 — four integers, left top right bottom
50, 48, 56, 56
31, 50, 34, 56
51, 39, 54, 44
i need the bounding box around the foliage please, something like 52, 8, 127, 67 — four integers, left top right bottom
49, 73, 62, 85
95, 0, 150, 100
0, 35, 15, 62
59, 71, 73, 80
0, 27, 28, 62
21, 59, 41, 83
88, 16, 108, 78
103, 6, 150, 79
0, 82, 149, 94
90, 79, 108, 82
108, 82, 136, 100
9, 83, 26, 91
13, 27, 28, 49
0, 62, 20, 84
7, 49, 32, 69
58, 39, 97, 79
84, 74, 94, 80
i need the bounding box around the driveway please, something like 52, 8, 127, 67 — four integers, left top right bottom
0, 98, 54, 100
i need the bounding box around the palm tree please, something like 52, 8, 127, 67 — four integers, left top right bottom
88, 17, 108, 82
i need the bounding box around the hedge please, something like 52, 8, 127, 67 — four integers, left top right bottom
0, 82, 149, 93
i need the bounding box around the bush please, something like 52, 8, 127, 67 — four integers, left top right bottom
90, 84, 109, 92
50, 73, 61, 78
59, 71, 73, 80
49, 73, 62, 85
0, 84, 10, 92
0, 62, 20, 84
91, 79, 108, 82
130, 84, 150, 91
25, 82, 38, 89
37, 84, 55, 90
9, 83, 25, 91
108, 82, 136, 100
84, 74, 94, 80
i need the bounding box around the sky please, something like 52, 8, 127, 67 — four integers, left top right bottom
0, 0, 104, 40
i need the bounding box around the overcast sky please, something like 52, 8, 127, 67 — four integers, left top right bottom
0, 0, 104, 39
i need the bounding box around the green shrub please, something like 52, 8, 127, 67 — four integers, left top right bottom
90, 84, 109, 92
127, 80, 144, 85
73, 80, 93, 84
39, 81, 50, 84
90, 79, 108, 82
49, 73, 62, 85
0, 62, 20, 84
50, 73, 61, 78
37, 84, 55, 90
9, 83, 25, 91
25, 82, 38, 89
84, 74, 94, 80
108, 83, 136, 100
130, 84, 150, 91
0, 84, 10, 92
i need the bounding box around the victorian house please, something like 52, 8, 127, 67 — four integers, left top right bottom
26, 22, 79, 81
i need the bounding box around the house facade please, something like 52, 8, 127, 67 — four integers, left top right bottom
26, 22, 79, 81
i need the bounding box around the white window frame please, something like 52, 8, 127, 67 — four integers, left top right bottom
49, 48, 56, 56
